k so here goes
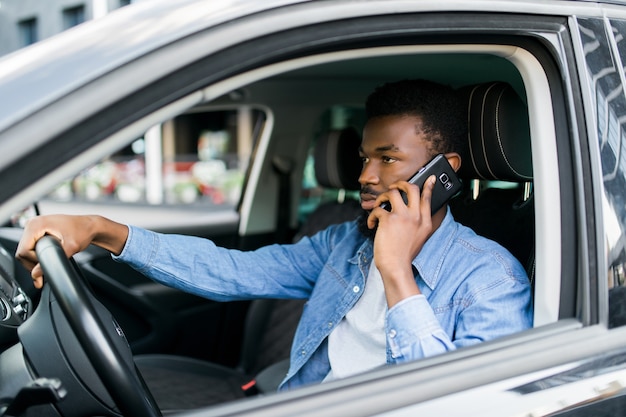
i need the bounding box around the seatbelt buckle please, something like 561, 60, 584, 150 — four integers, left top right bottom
241, 379, 258, 396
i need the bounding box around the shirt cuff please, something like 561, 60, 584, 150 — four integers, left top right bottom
111, 225, 158, 272
386, 294, 454, 361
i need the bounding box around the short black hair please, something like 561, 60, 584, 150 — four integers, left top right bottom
365, 79, 467, 157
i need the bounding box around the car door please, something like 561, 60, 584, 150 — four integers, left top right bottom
155, 3, 625, 415
1, 0, 626, 416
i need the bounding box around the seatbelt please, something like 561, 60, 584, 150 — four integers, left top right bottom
272, 155, 294, 243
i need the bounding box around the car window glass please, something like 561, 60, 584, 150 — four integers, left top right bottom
42, 107, 264, 211
578, 17, 626, 328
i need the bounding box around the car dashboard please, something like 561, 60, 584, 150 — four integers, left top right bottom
0, 245, 31, 328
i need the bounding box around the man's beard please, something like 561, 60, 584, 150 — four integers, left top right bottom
357, 209, 377, 240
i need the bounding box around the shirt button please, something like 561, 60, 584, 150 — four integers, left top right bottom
301, 350, 306, 356
328, 322, 333, 328
353, 286, 360, 293
388, 329, 397, 338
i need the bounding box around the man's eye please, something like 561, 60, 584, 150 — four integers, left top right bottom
382, 156, 396, 164
360, 156, 369, 164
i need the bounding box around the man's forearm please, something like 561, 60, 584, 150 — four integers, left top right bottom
88, 215, 129, 256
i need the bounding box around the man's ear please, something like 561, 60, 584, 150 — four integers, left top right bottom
444, 152, 461, 172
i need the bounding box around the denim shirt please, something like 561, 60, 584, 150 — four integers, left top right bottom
115, 209, 532, 391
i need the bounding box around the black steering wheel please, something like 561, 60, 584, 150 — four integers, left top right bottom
35, 235, 161, 417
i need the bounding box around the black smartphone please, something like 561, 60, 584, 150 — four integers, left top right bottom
381, 154, 462, 214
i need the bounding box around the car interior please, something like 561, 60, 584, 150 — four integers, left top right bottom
0, 38, 570, 415
129, 77, 539, 413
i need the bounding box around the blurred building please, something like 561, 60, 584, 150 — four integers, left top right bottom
0, 0, 132, 56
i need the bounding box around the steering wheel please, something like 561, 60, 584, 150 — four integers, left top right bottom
35, 235, 161, 417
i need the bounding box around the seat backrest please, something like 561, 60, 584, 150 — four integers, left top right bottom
293, 127, 363, 241
457, 82, 532, 182
240, 127, 363, 375
313, 126, 362, 191
450, 82, 535, 278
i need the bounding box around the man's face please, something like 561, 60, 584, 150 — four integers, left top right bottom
358, 115, 432, 212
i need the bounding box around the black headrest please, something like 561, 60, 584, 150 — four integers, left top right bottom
314, 127, 362, 191
457, 82, 533, 182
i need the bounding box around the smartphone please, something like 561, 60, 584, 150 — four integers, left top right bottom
381, 154, 462, 214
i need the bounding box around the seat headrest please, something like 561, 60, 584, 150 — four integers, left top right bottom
314, 127, 362, 191
457, 82, 533, 182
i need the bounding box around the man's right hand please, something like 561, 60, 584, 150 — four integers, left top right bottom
15, 214, 128, 289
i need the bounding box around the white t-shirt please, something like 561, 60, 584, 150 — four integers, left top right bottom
324, 262, 387, 382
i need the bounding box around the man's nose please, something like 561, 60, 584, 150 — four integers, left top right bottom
358, 163, 378, 186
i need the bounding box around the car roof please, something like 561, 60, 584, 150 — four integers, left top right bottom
2, 0, 621, 129
0, 0, 616, 130
0, 0, 616, 174
0, 0, 309, 134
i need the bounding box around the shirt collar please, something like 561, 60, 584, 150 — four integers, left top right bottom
412, 208, 458, 290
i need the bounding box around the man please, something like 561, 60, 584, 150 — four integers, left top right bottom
16, 79, 532, 391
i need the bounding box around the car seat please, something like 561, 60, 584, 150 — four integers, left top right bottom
134, 127, 363, 413
293, 126, 362, 241
450, 81, 535, 281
